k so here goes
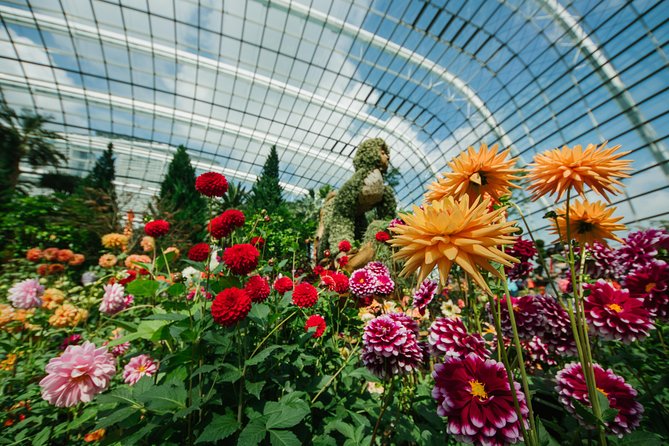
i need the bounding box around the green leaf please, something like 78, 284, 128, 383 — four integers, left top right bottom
325, 420, 355, 439
246, 345, 282, 366
535, 418, 560, 446
572, 400, 598, 425
220, 364, 243, 383
124, 423, 159, 445
265, 398, 310, 429
137, 382, 187, 412
155, 251, 177, 271
32, 427, 51, 446
195, 412, 240, 444
166, 283, 187, 297
96, 406, 137, 429
245, 380, 265, 399
248, 303, 270, 322
237, 417, 267, 446
126, 279, 160, 298
268, 429, 301, 446
144, 312, 188, 321
615, 430, 664, 445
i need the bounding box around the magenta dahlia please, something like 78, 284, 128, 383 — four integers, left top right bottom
587, 241, 623, 279
432, 354, 529, 445
428, 317, 490, 360
504, 238, 537, 280
624, 260, 668, 319
386, 312, 419, 335
365, 261, 390, 276
535, 296, 576, 356
556, 362, 643, 437
350, 268, 376, 298
123, 354, 158, 385
617, 228, 669, 272
412, 279, 437, 315
584, 280, 653, 343
361, 314, 422, 379
195, 172, 228, 197
494, 295, 544, 340
373, 273, 395, 295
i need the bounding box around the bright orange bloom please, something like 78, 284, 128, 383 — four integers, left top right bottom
26, 248, 42, 262
84, 428, 106, 442
526, 142, 632, 201
551, 199, 626, 245
48, 304, 88, 328
42, 288, 65, 310
425, 143, 523, 203
389, 195, 519, 294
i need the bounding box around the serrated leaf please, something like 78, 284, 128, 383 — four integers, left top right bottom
245, 380, 265, 399
137, 382, 187, 412
220, 364, 243, 382
195, 412, 240, 444
265, 398, 310, 429
572, 400, 599, 425
237, 417, 267, 446
268, 429, 301, 446
325, 420, 355, 439
535, 417, 560, 446
124, 422, 159, 445
166, 283, 187, 297
246, 345, 282, 366
248, 303, 270, 322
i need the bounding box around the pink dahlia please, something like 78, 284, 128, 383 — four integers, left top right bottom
8, 278, 44, 309
618, 228, 669, 271
556, 362, 643, 437
305, 315, 326, 338
123, 354, 158, 385
195, 172, 228, 197
350, 268, 376, 298
365, 261, 390, 276
428, 317, 489, 360
223, 243, 259, 275
584, 280, 653, 343
40, 341, 116, 407
624, 260, 669, 319
432, 354, 529, 446
412, 279, 437, 315
386, 312, 419, 335
99, 283, 132, 315
292, 282, 319, 308
244, 275, 271, 303
360, 314, 422, 379
374, 273, 395, 295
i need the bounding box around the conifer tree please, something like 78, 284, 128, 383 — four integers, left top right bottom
248, 145, 283, 212
77, 142, 120, 233
84, 142, 116, 200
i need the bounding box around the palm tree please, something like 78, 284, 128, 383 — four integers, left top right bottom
0, 99, 65, 203
220, 181, 249, 210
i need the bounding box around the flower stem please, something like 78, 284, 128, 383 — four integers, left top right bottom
370, 378, 394, 445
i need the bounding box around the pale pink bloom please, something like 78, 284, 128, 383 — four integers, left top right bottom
123, 354, 158, 385
39, 341, 116, 407
8, 278, 44, 309
99, 283, 132, 315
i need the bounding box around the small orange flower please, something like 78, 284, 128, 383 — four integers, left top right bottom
551, 199, 626, 246
48, 304, 88, 328
125, 254, 151, 271
48, 264, 65, 275
140, 236, 155, 252
68, 253, 85, 266
56, 249, 74, 263
42, 247, 59, 261
101, 233, 129, 250
42, 288, 65, 310
26, 248, 42, 262
98, 254, 118, 268
84, 428, 106, 442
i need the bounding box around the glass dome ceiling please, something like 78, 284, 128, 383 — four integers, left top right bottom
1, 0, 668, 232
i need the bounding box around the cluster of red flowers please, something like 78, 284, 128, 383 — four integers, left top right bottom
26, 247, 85, 276
209, 209, 245, 239
337, 239, 351, 253
319, 270, 349, 294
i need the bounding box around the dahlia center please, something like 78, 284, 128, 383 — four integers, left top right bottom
576, 221, 594, 234
137, 365, 147, 373
606, 303, 623, 313
468, 379, 488, 400
645, 282, 656, 293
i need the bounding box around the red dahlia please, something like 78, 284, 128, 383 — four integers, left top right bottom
428, 317, 490, 360
305, 315, 326, 338
337, 255, 349, 267
187, 243, 211, 262
195, 172, 228, 197
320, 271, 349, 294
250, 236, 265, 248
223, 244, 259, 275
244, 275, 270, 303
556, 362, 643, 437
624, 260, 668, 319
117, 270, 138, 286
273, 277, 293, 294
375, 231, 390, 242
211, 287, 251, 326
292, 282, 319, 308
432, 354, 529, 446
144, 220, 170, 238
338, 240, 351, 253
584, 280, 653, 343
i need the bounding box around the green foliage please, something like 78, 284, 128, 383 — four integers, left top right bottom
219, 181, 249, 211
248, 145, 283, 212
81, 142, 116, 198
38, 173, 80, 194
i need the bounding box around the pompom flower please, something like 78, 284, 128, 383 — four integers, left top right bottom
535, 296, 576, 356
250, 236, 265, 248
375, 231, 390, 242
349, 268, 376, 298
526, 142, 632, 201
624, 260, 668, 318
428, 317, 489, 359
39, 342, 116, 407
123, 354, 158, 385
8, 278, 44, 309
305, 315, 326, 338
69, 253, 85, 266
584, 280, 653, 343
244, 275, 271, 303
618, 228, 669, 272
211, 287, 252, 326
338, 240, 351, 252
432, 354, 529, 446
361, 314, 422, 379
552, 199, 625, 245
209, 210, 245, 239
48, 304, 88, 328
101, 233, 128, 250
144, 220, 170, 238
223, 243, 259, 275
26, 248, 42, 262
99, 283, 132, 315
195, 172, 228, 197
390, 195, 518, 293
374, 273, 394, 295
426, 143, 522, 203
556, 362, 643, 437
292, 282, 319, 308
320, 271, 350, 294
187, 243, 211, 262
272, 276, 293, 294
412, 279, 437, 315
98, 253, 118, 268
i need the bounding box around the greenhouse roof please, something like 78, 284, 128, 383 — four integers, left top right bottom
1, 0, 668, 230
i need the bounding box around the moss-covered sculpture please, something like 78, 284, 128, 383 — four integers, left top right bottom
316, 138, 397, 260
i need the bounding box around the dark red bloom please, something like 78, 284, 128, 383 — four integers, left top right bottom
535, 296, 576, 356
493, 295, 544, 340
48, 264, 64, 275
337, 255, 349, 267
244, 275, 270, 303
250, 236, 265, 248
59, 334, 82, 350
273, 277, 293, 294
375, 231, 390, 242
428, 317, 489, 360
292, 282, 319, 308
320, 271, 349, 294
144, 220, 170, 238
624, 260, 668, 319
305, 315, 326, 338
338, 240, 351, 253
432, 354, 529, 445
195, 172, 228, 197
313, 265, 325, 275
223, 244, 259, 275
37, 264, 48, 276
211, 287, 251, 326
118, 270, 137, 286
556, 362, 643, 437
188, 243, 211, 262
221, 209, 245, 228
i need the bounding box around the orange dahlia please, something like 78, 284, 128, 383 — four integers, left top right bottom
101, 233, 128, 250
389, 196, 519, 294
425, 143, 522, 203
48, 304, 88, 328
526, 142, 632, 201
551, 199, 625, 245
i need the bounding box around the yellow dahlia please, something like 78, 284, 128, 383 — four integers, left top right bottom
425, 143, 523, 203
101, 233, 129, 250
526, 142, 632, 201
42, 288, 65, 310
552, 199, 626, 245
48, 304, 88, 328
389, 196, 519, 294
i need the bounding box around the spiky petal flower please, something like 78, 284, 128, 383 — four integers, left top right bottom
361, 314, 422, 379
8, 279, 44, 309
123, 354, 158, 385
428, 317, 489, 359
556, 362, 643, 437
624, 260, 669, 319
432, 354, 529, 446
412, 279, 437, 315
584, 280, 653, 343
390, 195, 519, 293
526, 142, 632, 201
552, 199, 625, 246
425, 143, 522, 203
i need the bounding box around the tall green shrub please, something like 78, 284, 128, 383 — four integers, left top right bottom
248, 145, 283, 212
77, 142, 121, 234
